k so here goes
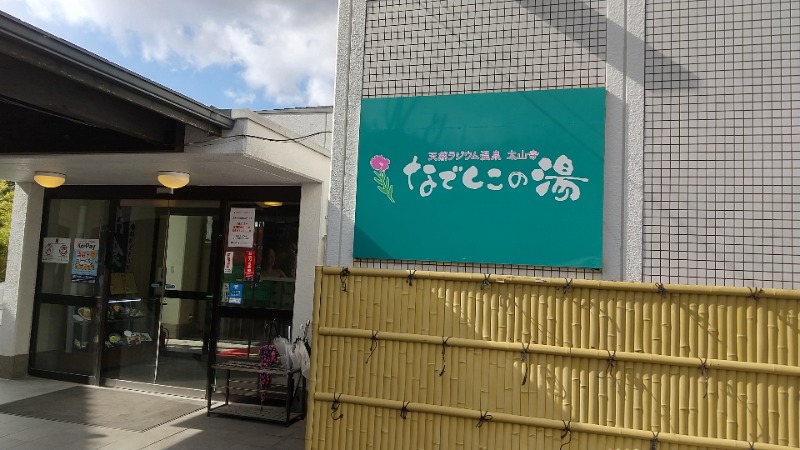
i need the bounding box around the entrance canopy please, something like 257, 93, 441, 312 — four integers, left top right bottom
0, 12, 330, 187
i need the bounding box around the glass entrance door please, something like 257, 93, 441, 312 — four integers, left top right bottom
101, 200, 219, 394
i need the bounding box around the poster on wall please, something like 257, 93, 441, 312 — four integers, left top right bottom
243, 250, 255, 281
112, 206, 135, 272
223, 251, 234, 274
71, 238, 100, 283
354, 88, 606, 268
227, 208, 255, 248
228, 283, 243, 304
41, 237, 71, 264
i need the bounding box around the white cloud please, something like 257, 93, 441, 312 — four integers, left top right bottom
224, 89, 256, 106
2, 0, 338, 107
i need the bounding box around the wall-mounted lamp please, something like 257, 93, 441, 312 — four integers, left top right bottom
262, 201, 284, 207
33, 171, 66, 188
157, 171, 190, 189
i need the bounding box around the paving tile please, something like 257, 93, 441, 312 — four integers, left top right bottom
273, 437, 305, 450
0, 438, 27, 450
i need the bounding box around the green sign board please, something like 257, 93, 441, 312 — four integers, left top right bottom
354, 88, 606, 268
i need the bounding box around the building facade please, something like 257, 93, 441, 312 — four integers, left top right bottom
326, 0, 799, 289
0, 12, 332, 392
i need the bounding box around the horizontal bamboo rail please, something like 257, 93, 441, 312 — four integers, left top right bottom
319, 327, 800, 377
316, 392, 796, 450
322, 266, 800, 300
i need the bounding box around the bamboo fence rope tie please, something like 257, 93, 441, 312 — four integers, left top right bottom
318, 327, 800, 377
521, 342, 531, 386
606, 350, 617, 374
339, 267, 350, 292
315, 392, 798, 450
364, 330, 379, 364
481, 273, 492, 290
476, 410, 493, 428
650, 431, 659, 450
563, 278, 574, 295
749, 287, 763, 301
320, 267, 800, 300
656, 282, 667, 298
559, 421, 571, 450
407, 269, 416, 286
699, 358, 709, 399
400, 400, 410, 420
438, 336, 451, 377
330, 392, 344, 420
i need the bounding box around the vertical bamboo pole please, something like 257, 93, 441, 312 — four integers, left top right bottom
307, 269, 324, 450
495, 282, 504, 343
777, 381, 788, 446
767, 301, 778, 365
623, 290, 634, 354
633, 293, 643, 355
706, 299, 718, 363
787, 299, 798, 368
739, 294, 747, 364
775, 298, 787, 366
717, 301, 728, 362
329, 343, 340, 447
667, 364, 678, 436
705, 370, 719, 437
549, 287, 559, 347
669, 293, 679, 358
757, 296, 769, 365
726, 372, 737, 440
440, 285, 452, 450
788, 382, 798, 448
598, 288, 609, 351
561, 287, 571, 348
768, 373, 778, 444
641, 293, 652, 356
587, 357, 598, 429
696, 294, 708, 360
659, 368, 669, 435
725, 296, 740, 361
537, 287, 547, 346
540, 355, 550, 421
650, 362, 661, 434
688, 293, 698, 359
519, 285, 529, 344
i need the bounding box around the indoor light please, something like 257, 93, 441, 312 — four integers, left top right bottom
262, 201, 283, 207
33, 171, 66, 188
157, 171, 190, 189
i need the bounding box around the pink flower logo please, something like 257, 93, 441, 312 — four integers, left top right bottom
370, 155, 391, 171
369, 154, 395, 203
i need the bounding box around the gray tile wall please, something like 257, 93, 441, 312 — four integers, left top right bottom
357, 0, 607, 278
643, 0, 800, 288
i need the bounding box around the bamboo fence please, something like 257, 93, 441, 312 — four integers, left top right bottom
305, 267, 800, 450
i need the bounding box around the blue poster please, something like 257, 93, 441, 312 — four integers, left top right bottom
229, 283, 243, 305
71, 238, 100, 284
354, 88, 606, 268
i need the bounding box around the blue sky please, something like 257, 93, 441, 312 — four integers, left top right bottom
1, 1, 338, 111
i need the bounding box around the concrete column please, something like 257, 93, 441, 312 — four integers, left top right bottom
0, 182, 44, 378
605, 0, 645, 282
294, 181, 327, 338
326, 0, 366, 266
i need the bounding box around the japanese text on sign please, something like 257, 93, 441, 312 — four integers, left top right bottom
227, 207, 255, 248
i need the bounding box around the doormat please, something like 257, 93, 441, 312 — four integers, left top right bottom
0, 386, 205, 432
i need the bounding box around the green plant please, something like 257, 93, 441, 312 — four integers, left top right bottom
0, 181, 14, 281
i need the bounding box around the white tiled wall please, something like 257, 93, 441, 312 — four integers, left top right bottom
643, 0, 800, 288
